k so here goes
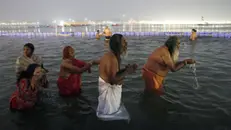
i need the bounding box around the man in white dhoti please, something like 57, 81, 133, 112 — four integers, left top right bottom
97, 34, 137, 121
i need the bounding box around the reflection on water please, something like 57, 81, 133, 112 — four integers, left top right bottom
188, 41, 200, 89
189, 64, 200, 89
190, 40, 197, 58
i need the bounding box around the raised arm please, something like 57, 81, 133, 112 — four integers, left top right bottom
17, 79, 36, 108
89, 59, 100, 65
162, 54, 186, 72
61, 60, 90, 74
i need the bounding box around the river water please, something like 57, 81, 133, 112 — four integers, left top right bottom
0, 36, 231, 130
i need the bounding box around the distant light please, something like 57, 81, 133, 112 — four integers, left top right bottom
59, 20, 64, 26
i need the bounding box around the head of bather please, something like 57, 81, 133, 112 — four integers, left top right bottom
63, 46, 75, 59
23, 43, 35, 57
165, 36, 180, 63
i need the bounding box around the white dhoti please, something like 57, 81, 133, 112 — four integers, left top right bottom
96, 77, 130, 121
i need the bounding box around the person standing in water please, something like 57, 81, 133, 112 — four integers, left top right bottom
16, 43, 48, 88
57, 46, 99, 97
142, 36, 196, 95
190, 29, 197, 41
96, 30, 101, 40
10, 64, 45, 111
103, 26, 112, 41
97, 34, 137, 121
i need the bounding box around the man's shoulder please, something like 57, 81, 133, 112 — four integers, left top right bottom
101, 52, 116, 62
103, 52, 115, 58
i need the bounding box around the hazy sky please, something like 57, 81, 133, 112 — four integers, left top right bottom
0, 0, 230, 21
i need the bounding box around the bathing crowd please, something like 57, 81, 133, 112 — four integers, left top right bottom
9, 27, 196, 121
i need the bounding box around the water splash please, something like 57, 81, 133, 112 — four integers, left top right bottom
189, 63, 200, 89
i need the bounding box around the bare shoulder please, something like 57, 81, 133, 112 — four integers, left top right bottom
149, 46, 164, 57
100, 52, 115, 63
161, 48, 172, 64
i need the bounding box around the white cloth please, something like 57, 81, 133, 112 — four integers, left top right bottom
15, 54, 43, 77
96, 77, 130, 121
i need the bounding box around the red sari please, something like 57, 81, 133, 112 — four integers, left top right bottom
10, 79, 38, 110
57, 58, 89, 97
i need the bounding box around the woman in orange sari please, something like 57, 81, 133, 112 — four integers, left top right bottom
57, 46, 99, 97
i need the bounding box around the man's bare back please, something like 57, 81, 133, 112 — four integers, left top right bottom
190, 33, 197, 41
99, 52, 118, 84
190, 29, 197, 41
104, 28, 112, 37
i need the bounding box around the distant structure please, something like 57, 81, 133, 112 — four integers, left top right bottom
201, 16, 208, 24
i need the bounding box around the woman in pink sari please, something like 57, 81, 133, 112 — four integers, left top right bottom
10, 63, 44, 111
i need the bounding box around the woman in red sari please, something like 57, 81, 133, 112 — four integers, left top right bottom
10, 63, 44, 111
57, 46, 99, 97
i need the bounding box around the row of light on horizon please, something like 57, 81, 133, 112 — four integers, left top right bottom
51, 16, 231, 26
0, 22, 40, 26
52, 18, 118, 26
51, 14, 127, 26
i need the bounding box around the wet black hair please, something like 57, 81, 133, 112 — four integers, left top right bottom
109, 34, 123, 67
17, 63, 40, 85
97, 30, 99, 33
164, 36, 179, 56
192, 29, 197, 32
24, 43, 35, 53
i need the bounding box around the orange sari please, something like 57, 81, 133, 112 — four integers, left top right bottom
142, 67, 165, 95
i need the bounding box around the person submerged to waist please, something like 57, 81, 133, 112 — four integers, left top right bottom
142, 64, 167, 78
